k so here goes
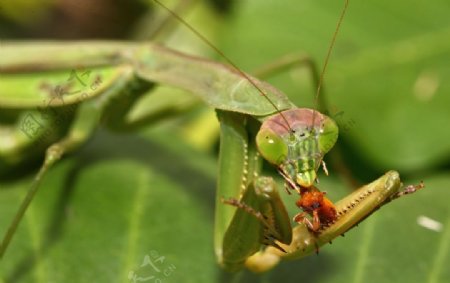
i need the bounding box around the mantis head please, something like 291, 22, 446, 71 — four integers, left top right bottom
256, 108, 339, 187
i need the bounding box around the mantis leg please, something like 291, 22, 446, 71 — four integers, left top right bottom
214, 110, 292, 272
253, 53, 320, 82
214, 110, 257, 271
0, 68, 138, 259
252, 53, 324, 110
112, 86, 201, 131
243, 171, 423, 272
144, 0, 196, 42
0, 102, 100, 259
221, 176, 293, 273
293, 211, 320, 232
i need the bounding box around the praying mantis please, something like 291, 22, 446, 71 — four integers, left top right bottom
0, 0, 425, 276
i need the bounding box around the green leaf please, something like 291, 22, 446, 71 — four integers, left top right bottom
0, 129, 217, 283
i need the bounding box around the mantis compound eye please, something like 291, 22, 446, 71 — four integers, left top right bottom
318, 117, 339, 154
256, 128, 288, 165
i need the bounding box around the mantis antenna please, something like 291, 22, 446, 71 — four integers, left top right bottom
312, 0, 349, 127
152, 0, 294, 133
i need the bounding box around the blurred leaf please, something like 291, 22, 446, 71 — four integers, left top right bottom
0, 0, 54, 24
0, 128, 217, 283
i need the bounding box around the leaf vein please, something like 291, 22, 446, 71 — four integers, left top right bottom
352, 217, 377, 283
427, 216, 450, 283
121, 170, 150, 283
23, 190, 47, 283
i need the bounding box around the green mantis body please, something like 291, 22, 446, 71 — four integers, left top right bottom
0, 2, 423, 274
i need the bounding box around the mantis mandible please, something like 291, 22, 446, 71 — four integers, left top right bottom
0, 0, 424, 273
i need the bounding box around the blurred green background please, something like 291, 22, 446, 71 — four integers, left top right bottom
0, 0, 449, 282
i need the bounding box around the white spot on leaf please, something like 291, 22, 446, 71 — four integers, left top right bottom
417, 215, 443, 232
413, 71, 440, 102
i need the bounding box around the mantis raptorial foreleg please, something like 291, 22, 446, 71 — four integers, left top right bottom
222, 170, 423, 273
215, 110, 293, 271
214, 110, 259, 270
